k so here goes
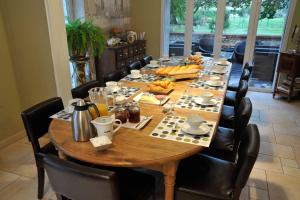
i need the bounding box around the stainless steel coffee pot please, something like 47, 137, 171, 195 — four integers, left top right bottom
71, 100, 100, 142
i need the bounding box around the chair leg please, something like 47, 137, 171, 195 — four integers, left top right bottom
37, 166, 45, 199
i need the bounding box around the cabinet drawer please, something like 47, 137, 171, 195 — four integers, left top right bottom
116, 50, 124, 61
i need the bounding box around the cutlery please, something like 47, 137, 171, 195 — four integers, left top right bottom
135, 116, 150, 129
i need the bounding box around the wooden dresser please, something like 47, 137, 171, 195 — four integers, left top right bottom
95, 40, 146, 84
273, 52, 300, 101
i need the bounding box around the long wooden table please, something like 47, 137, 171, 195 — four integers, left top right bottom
49, 62, 231, 200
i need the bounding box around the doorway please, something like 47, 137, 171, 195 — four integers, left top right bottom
163, 0, 293, 91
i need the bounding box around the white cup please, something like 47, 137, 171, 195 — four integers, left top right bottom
215, 65, 226, 71
200, 92, 214, 103
91, 116, 122, 140
106, 81, 119, 92
187, 115, 204, 130
150, 60, 158, 66
131, 70, 140, 77
210, 76, 220, 81
195, 52, 202, 56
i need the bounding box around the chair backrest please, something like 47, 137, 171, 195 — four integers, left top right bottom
127, 61, 142, 73
241, 68, 250, 82
141, 55, 153, 66
234, 97, 252, 139
103, 70, 127, 83
235, 80, 248, 109
199, 38, 214, 53
41, 154, 120, 200
244, 62, 253, 75
21, 97, 64, 153
71, 80, 100, 99
234, 124, 260, 196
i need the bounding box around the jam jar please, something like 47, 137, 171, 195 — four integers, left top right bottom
128, 102, 140, 123
115, 105, 127, 124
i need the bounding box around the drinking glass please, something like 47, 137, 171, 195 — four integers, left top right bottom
88, 87, 109, 116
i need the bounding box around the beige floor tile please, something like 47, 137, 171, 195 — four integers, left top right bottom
0, 143, 34, 172
267, 170, 300, 200
258, 126, 276, 143
0, 170, 20, 191
249, 187, 269, 200
17, 135, 50, 147
293, 147, 300, 166
13, 157, 37, 178
247, 168, 268, 190
280, 158, 299, 168
259, 142, 295, 159
0, 176, 36, 200
282, 166, 300, 178
254, 154, 283, 173
240, 186, 250, 200
275, 134, 300, 148
273, 122, 300, 137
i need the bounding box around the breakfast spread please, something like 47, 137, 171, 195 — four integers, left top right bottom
187, 55, 204, 65
155, 65, 202, 76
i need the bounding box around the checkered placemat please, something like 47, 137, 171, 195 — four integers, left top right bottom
108, 87, 139, 99
190, 80, 226, 91
174, 95, 222, 113
150, 115, 215, 147
122, 74, 159, 83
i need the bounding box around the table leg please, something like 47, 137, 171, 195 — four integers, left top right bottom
163, 161, 179, 200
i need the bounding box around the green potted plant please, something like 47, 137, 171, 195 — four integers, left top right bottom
66, 18, 106, 85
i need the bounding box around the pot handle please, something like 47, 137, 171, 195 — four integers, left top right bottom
89, 103, 100, 118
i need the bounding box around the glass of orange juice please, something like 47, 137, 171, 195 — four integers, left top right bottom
88, 87, 109, 116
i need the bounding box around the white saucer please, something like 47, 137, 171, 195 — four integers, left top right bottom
181, 123, 210, 135
206, 80, 224, 87
129, 74, 142, 79
194, 97, 217, 106
215, 61, 230, 66
211, 69, 227, 74
146, 64, 159, 68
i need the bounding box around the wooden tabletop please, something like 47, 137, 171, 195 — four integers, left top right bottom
49, 62, 231, 200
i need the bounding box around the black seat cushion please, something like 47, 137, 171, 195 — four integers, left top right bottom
227, 81, 239, 91
200, 127, 237, 162
224, 91, 236, 106
175, 155, 236, 200
220, 105, 235, 129
117, 168, 155, 200
210, 127, 235, 151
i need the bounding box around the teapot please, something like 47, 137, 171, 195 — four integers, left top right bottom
71, 100, 100, 142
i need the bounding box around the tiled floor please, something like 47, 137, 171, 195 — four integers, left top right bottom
1, 91, 300, 200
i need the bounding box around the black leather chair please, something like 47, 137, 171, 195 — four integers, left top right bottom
140, 55, 153, 67
21, 97, 64, 199
103, 70, 127, 83
228, 68, 250, 91
198, 38, 214, 54
224, 80, 248, 107
41, 154, 155, 200
175, 124, 260, 200
202, 97, 252, 162
71, 80, 100, 99
126, 61, 142, 73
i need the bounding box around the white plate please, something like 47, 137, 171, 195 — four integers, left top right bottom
181, 123, 210, 135
194, 97, 217, 106
206, 80, 224, 87
160, 58, 171, 62
146, 64, 159, 68
129, 74, 142, 79
215, 61, 230, 66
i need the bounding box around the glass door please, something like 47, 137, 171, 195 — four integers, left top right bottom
220, 1, 253, 80
168, 0, 187, 56
192, 0, 218, 57
250, 0, 290, 90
